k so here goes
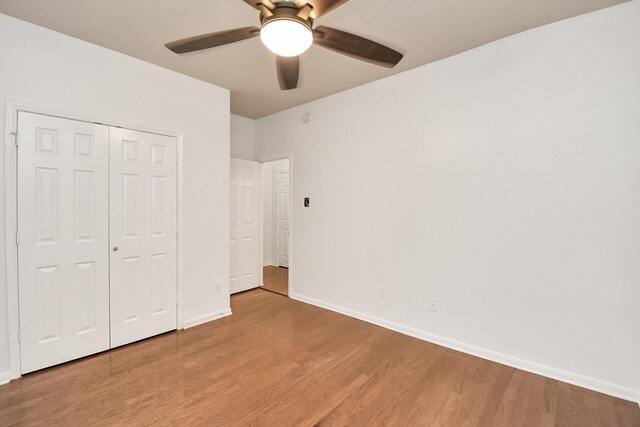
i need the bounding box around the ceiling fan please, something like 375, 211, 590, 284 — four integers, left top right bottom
165, 0, 403, 90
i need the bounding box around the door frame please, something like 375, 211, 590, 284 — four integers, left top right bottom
3, 100, 185, 383
258, 154, 293, 295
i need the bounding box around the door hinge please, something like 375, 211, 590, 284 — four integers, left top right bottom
15, 232, 19, 246
18, 329, 22, 343
11, 131, 18, 147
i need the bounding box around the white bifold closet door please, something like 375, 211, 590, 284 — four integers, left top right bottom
17, 112, 111, 373
230, 158, 260, 294
109, 128, 177, 348
17, 112, 177, 373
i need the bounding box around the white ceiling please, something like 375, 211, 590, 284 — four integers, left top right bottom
0, 0, 627, 118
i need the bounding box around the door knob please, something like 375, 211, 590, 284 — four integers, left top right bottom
113, 247, 119, 251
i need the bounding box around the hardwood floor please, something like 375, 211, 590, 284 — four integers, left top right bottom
262, 265, 288, 296
1, 289, 638, 426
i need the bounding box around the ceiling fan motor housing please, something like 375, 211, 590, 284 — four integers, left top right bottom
260, 3, 314, 31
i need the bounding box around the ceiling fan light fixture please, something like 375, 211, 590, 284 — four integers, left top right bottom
165, 0, 404, 92
260, 18, 313, 57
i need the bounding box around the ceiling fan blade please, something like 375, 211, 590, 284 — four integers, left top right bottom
241, 0, 276, 11
313, 26, 403, 68
276, 56, 300, 90
307, 0, 350, 19
165, 27, 260, 54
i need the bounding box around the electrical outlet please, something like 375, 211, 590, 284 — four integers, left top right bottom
429, 298, 437, 312
378, 286, 385, 299
216, 282, 222, 294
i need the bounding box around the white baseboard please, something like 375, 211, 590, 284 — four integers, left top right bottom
290, 292, 639, 404
0, 371, 12, 387
263, 262, 278, 267
182, 308, 232, 329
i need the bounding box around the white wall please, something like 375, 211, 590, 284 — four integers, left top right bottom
261, 159, 289, 266
0, 14, 231, 382
230, 114, 256, 161
256, 1, 640, 402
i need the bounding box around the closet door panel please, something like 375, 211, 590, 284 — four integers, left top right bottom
17, 112, 110, 374
109, 128, 177, 348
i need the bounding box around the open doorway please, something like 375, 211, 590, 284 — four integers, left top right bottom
260, 158, 290, 296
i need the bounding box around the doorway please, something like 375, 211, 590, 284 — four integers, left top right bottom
260, 158, 290, 296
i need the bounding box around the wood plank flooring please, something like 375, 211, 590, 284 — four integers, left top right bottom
1, 289, 638, 426
262, 265, 288, 296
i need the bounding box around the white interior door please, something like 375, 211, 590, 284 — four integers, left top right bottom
230, 158, 260, 294
17, 112, 110, 374
277, 170, 290, 268
109, 128, 177, 348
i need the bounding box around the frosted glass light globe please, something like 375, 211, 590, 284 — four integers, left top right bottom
260, 19, 313, 57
